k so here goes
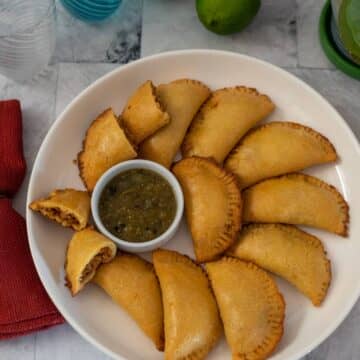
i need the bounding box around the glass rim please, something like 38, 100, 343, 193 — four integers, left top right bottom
0, 0, 56, 39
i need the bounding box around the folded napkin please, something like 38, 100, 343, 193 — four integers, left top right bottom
0, 100, 64, 340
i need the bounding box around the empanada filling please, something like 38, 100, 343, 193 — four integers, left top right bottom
37, 206, 80, 228
79, 247, 113, 284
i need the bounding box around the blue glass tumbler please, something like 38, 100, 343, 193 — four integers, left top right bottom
60, 0, 122, 22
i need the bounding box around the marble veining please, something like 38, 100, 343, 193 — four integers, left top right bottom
54, 0, 142, 63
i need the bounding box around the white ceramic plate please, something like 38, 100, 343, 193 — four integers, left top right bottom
26, 50, 360, 360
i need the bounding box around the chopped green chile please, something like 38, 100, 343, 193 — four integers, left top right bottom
99, 169, 176, 242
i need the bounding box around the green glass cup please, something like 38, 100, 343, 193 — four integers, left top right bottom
331, 0, 360, 65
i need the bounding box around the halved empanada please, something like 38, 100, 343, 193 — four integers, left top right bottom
93, 253, 164, 350
228, 224, 331, 306
225, 122, 337, 189
242, 173, 349, 236
65, 227, 116, 295
205, 257, 285, 360
153, 249, 222, 360
172, 157, 242, 262
29, 188, 90, 230
121, 80, 170, 144
182, 86, 275, 163
139, 79, 210, 168
78, 108, 137, 192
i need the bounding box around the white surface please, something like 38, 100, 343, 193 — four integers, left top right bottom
296, 0, 333, 69
91, 160, 184, 252
25, 50, 360, 360
141, 0, 297, 67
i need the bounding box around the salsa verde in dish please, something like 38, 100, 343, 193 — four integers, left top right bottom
99, 169, 176, 242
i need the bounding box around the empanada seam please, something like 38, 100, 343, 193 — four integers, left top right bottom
165, 78, 211, 92
153, 249, 221, 358
77, 108, 137, 192
226, 121, 337, 163
77, 108, 112, 191
172, 157, 242, 262
181, 86, 274, 160
153, 249, 213, 285
284, 174, 349, 236
243, 173, 349, 236
234, 224, 332, 306
206, 257, 285, 359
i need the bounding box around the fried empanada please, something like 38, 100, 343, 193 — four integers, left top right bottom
228, 224, 331, 306
205, 257, 285, 360
172, 157, 242, 262
78, 108, 137, 192
139, 79, 210, 168
182, 86, 275, 163
29, 189, 90, 231
225, 122, 337, 189
65, 227, 116, 296
93, 253, 164, 350
242, 173, 349, 236
121, 80, 170, 144
153, 249, 222, 360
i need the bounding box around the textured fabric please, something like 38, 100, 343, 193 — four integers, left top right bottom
0, 100, 26, 197
0, 100, 64, 340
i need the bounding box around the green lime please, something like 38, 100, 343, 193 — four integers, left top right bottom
196, 0, 261, 35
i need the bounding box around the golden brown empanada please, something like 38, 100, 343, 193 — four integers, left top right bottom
182, 86, 275, 163
242, 173, 349, 236
78, 108, 137, 192
225, 122, 337, 189
121, 80, 170, 144
153, 249, 222, 360
228, 224, 331, 306
29, 189, 90, 231
172, 157, 242, 262
139, 79, 210, 168
93, 253, 164, 350
205, 257, 285, 360
65, 227, 116, 296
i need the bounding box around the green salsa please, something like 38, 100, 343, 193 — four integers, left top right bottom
99, 169, 176, 242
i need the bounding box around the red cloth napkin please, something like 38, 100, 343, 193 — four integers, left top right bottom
0, 100, 64, 340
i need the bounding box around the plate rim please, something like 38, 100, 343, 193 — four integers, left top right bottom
26, 49, 360, 360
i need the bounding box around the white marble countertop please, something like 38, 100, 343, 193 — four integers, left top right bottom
1, 1, 360, 359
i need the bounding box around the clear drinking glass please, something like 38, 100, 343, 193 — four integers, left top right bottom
0, 0, 56, 82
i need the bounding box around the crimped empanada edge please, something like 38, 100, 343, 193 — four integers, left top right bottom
229, 224, 332, 306
226, 121, 338, 165
77, 108, 137, 192
78, 108, 111, 191
153, 248, 212, 282
243, 173, 350, 237
283, 173, 349, 236
206, 256, 285, 360
95, 252, 165, 351
212, 85, 274, 106
181, 86, 275, 159
158, 78, 211, 93
172, 157, 242, 262
153, 249, 222, 357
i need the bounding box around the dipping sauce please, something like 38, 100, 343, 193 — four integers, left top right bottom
99, 169, 176, 242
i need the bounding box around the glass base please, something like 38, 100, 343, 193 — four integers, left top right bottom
319, 0, 360, 80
